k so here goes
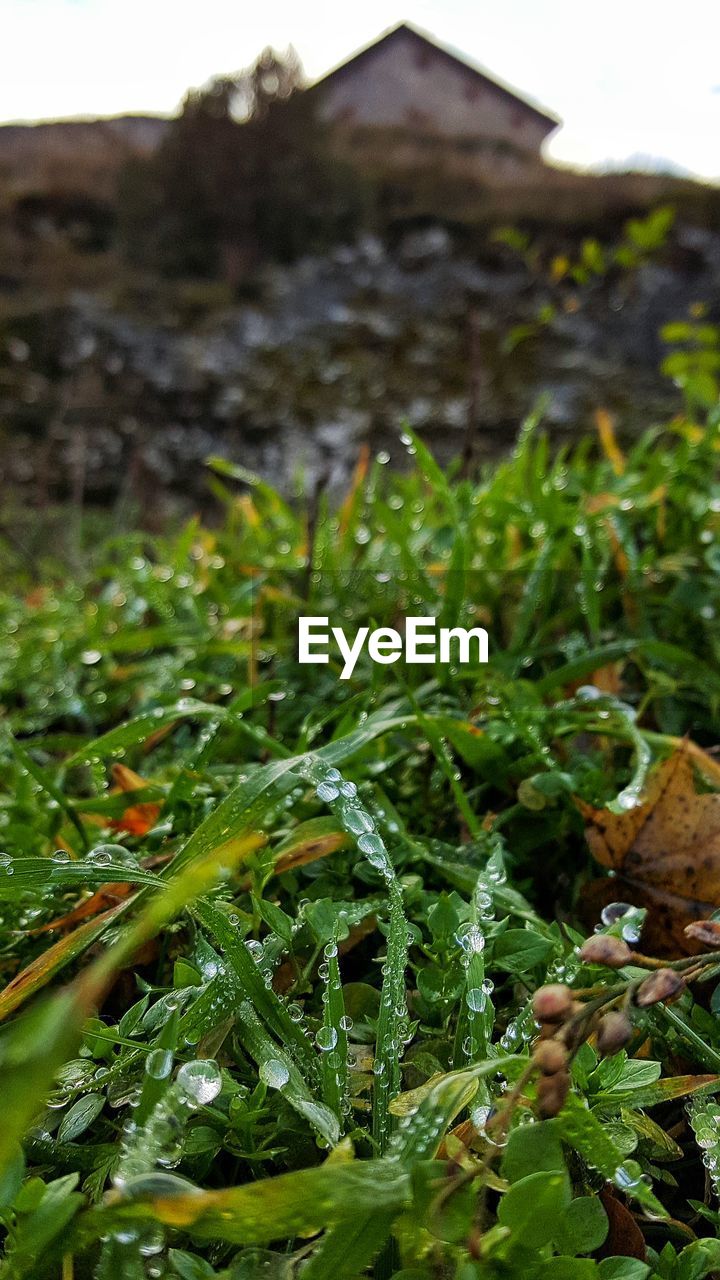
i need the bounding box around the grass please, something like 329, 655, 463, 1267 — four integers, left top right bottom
0, 405, 720, 1277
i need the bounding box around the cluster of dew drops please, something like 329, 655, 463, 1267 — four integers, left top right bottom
313, 761, 414, 1122
314, 765, 393, 878
0, 841, 135, 880
688, 1097, 720, 1198
100, 1058, 223, 1271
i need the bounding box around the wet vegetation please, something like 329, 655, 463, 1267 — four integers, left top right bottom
1, 389, 720, 1276
4, 43, 720, 1279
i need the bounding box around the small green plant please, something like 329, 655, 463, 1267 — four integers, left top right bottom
1, 388, 720, 1274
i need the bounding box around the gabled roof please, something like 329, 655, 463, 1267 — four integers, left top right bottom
311, 21, 560, 134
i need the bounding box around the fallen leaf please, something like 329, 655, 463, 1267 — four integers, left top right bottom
579, 744, 720, 953
270, 819, 348, 880
107, 763, 162, 833
109, 802, 162, 836
110, 763, 148, 792
598, 1187, 646, 1260
29, 884, 132, 934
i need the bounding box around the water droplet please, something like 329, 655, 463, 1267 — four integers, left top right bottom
145, 1048, 173, 1081
456, 924, 485, 955
466, 987, 486, 1013
176, 1059, 222, 1108
357, 832, 385, 862
316, 1026, 338, 1051
344, 809, 374, 835
600, 901, 634, 926
259, 1058, 290, 1089
316, 782, 340, 803
89, 848, 113, 867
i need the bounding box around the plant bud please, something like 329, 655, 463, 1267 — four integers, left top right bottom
596, 1010, 633, 1056
537, 1069, 570, 1118
635, 968, 686, 1008
579, 934, 633, 967
684, 920, 720, 948
533, 984, 573, 1024
534, 1039, 568, 1075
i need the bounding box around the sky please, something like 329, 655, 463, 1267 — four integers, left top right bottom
2, 0, 719, 179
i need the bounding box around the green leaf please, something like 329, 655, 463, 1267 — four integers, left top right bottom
534, 1263, 598, 1280
65, 699, 223, 767
235, 1000, 338, 1146
493, 929, 553, 973
553, 1196, 609, 1256
103, 1159, 409, 1245
597, 1261, 649, 1280
57, 1092, 105, 1144
558, 1097, 667, 1219
253, 896, 294, 945
3, 1173, 84, 1277
497, 1170, 571, 1249
501, 1119, 565, 1184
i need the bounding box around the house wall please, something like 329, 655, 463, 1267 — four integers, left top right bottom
316, 29, 552, 156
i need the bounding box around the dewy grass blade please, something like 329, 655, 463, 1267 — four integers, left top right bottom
235, 999, 340, 1146
301, 758, 409, 1153
0, 856, 163, 898
64, 699, 224, 768
192, 899, 316, 1076
100, 1160, 409, 1245
318, 939, 349, 1123
372, 880, 409, 1153
5, 733, 89, 850
453, 873, 495, 1068
410, 701, 482, 840
0, 834, 263, 1174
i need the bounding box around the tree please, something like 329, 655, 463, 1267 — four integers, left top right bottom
119, 48, 369, 279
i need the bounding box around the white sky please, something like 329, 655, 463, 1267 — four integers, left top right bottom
2, 0, 720, 179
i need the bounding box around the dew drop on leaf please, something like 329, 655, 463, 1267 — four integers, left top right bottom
259, 1059, 290, 1090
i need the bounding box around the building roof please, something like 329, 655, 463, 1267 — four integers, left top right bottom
311, 21, 560, 133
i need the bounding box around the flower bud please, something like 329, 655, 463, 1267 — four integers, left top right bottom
579, 934, 633, 968
533, 984, 573, 1024
684, 920, 720, 948
635, 968, 686, 1008
596, 1010, 633, 1056
534, 1039, 568, 1075
537, 1069, 570, 1118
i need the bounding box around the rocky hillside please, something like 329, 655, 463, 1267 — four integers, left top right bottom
1, 219, 719, 517
0, 115, 169, 196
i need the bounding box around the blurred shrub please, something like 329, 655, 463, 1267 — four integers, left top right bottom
119, 47, 371, 280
